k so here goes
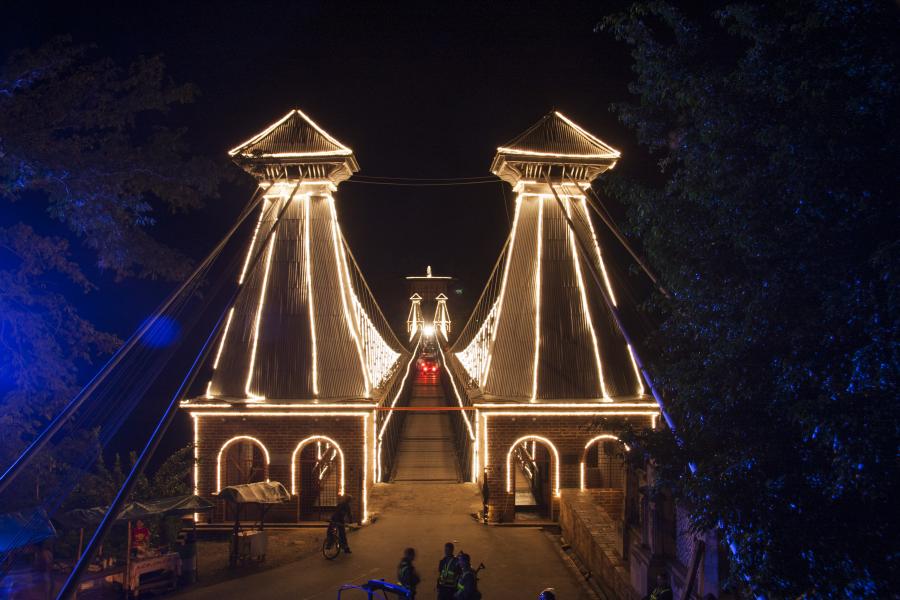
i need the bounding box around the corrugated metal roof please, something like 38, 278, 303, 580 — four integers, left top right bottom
205, 191, 406, 402
498, 111, 620, 158
454, 196, 644, 402
228, 110, 352, 158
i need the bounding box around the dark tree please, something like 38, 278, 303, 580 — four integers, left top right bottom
601, 2, 898, 596
0, 38, 222, 481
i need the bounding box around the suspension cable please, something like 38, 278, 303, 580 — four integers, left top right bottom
0, 186, 267, 496
544, 173, 681, 438
56, 183, 301, 600
564, 173, 670, 298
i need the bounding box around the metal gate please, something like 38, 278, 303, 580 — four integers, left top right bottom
297, 441, 340, 521
221, 441, 267, 522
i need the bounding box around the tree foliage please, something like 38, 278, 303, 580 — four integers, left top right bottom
601, 2, 898, 596
0, 38, 222, 471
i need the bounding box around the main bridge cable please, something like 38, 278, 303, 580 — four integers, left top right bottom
564, 173, 670, 299
344, 180, 500, 187
338, 230, 406, 354
56, 182, 302, 600
449, 234, 510, 354
0, 186, 268, 497
0, 190, 268, 558
352, 175, 497, 182
543, 174, 681, 440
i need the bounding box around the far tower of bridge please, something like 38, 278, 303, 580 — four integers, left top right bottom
405, 266, 454, 339
444, 111, 660, 522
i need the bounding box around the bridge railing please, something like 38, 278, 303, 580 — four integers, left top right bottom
374, 337, 420, 482
437, 339, 477, 483
450, 235, 511, 389
339, 231, 410, 392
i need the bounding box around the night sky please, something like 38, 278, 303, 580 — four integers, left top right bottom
2, 0, 648, 453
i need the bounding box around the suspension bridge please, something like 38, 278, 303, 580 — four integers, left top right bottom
0, 108, 720, 600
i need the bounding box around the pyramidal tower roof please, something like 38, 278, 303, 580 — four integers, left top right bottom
498, 111, 620, 158
454, 113, 645, 402
228, 109, 352, 158
491, 111, 620, 187
228, 109, 360, 183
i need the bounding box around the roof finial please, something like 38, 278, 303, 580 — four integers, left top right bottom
427, 265, 432, 278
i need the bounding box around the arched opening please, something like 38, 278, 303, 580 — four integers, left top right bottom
217, 436, 270, 521
506, 436, 559, 520
580, 435, 629, 490
291, 436, 345, 521
580, 435, 629, 521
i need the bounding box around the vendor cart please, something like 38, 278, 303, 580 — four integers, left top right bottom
217, 481, 290, 568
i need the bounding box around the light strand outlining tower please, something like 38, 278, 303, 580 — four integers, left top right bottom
445, 111, 660, 523
182, 109, 409, 524
407, 293, 424, 340
433, 293, 451, 339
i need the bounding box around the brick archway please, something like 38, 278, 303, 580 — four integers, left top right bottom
505, 435, 560, 497
290, 435, 346, 497
216, 435, 270, 493
580, 434, 629, 491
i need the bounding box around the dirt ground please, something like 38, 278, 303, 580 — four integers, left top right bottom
186, 527, 325, 592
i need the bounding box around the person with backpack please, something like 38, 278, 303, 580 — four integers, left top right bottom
454, 552, 481, 600
398, 547, 421, 599
437, 542, 460, 600
329, 495, 354, 554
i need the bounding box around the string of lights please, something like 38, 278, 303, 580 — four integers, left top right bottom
344, 178, 500, 187
352, 174, 498, 181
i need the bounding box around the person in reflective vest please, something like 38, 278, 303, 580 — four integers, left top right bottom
398, 547, 421, 599
644, 572, 673, 600
437, 542, 460, 600
454, 552, 480, 600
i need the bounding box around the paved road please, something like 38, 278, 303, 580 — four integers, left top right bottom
180, 482, 592, 600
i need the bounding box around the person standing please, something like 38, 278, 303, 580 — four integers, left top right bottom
397, 547, 421, 599
454, 552, 480, 600
131, 519, 150, 556
329, 495, 353, 554
644, 572, 673, 600
437, 542, 460, 600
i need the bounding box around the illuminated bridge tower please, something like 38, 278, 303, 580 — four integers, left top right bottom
181, 110, 409, 523
447, 112, 660, 522
407, 293, 424, 339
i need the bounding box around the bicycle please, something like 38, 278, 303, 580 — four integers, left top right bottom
323, 521, 351, 560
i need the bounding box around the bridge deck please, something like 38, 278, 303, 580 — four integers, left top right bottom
392, 368, 460, 482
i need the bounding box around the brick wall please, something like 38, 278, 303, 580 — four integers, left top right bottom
560, 489, 639, 600
481, 412, 643, 522
194, 412, 370, 522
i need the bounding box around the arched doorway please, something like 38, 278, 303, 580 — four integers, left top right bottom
506, 436, 560, 520
291, 436, 344, 521
217, 436, 270, 521
581, 435, 629, 490
580, 435, 629, 520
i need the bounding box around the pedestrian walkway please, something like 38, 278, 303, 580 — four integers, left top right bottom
392, 367, 460, 482
178, 483, 594, 600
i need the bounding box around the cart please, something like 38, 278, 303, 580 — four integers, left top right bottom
337, 579, 411, 599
